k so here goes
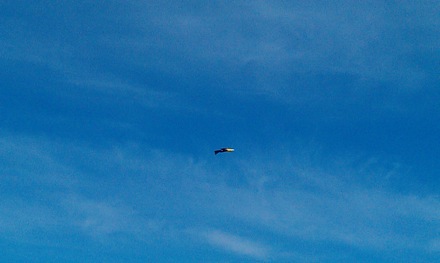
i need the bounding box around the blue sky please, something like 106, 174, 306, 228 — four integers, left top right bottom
1, 1, 440, 262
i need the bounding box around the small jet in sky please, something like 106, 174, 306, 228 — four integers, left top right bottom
214, 147, 235, 155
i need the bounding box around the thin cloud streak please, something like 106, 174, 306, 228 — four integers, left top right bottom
1, 134, 439, 260
208, 163, 440, 252
203, 230, 271, 260
92, 139, 440, 253
2, 1, 437, 114
0, 135, 158, 243
125, 1, 439, 84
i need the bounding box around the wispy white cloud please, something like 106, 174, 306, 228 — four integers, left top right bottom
4, 1, 438, 85
205, 158, 440, 253
75, 1, 439, 119
0, 194, 159, 244
1, 133, 439, 260
203, 230, 270, 260
104, 143, 440, 258
2, 1, 437, 115
124, 1, 438, 82
62, 194, 161, 241
0, 135, 79, 188
0, 135, 159, 243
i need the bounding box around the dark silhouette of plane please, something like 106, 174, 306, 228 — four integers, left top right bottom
214, 148, 235, 155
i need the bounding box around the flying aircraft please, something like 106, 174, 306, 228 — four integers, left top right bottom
214, 148, 235, 155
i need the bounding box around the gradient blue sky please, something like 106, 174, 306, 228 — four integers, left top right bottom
1, 1, 440, 262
